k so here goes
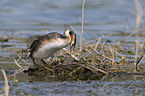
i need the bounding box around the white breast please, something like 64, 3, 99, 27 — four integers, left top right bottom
33, 38, 70, 59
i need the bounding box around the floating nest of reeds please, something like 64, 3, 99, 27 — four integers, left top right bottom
25, 62, 102, 80
23, 47, 124, 80
23, 35, 144, 80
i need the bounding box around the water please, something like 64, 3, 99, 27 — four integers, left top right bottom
0, 72, 144, 96
7, 80, 145, 96
0, 0, 145, 95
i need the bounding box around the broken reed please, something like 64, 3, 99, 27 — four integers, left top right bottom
1, 69, 9, 96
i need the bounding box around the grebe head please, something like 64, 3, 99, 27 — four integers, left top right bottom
64, 30, 76, 50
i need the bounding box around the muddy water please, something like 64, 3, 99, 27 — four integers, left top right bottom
0, 72, 144, 96
0, 0, 145, 95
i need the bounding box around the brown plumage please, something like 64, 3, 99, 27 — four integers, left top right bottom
28, 30, 76, 66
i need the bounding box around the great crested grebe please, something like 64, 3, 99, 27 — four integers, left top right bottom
28, 30, 76, 65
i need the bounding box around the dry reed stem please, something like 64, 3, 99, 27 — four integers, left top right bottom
134, 0, 143, 72
115, 26, 145, 44
63, 63, 107, 74
80, 0, 86, 52
14, 59, 22, 70
134, 0, 142, 32
1, 69, 9, 96
136, 54, 144, 72
95, 35, 104, 50
109, 47, 115, 67
44, 67, 55, 75
102, 83, 109, 89
134, 40, 138, 72
137, 41, 143, 49
105, 45, 124, 59
87, 39, 98, 44
86, 64, 108, 75
16, 56, 21, 62
70, 67, 81, 78
81, 0, 85, 36
135, 88, 138, 94
62, 48, 79, 60
86, 33, 113, 44
85, 49, 92, 54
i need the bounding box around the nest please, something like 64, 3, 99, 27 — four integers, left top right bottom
22, 34, 144, 80
24, 60, 108, 80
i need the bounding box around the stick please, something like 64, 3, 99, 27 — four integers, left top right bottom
14, 59, 22, 70
2, 69, 9, 96
80, 0, 86, 52
95, 35, 104, 50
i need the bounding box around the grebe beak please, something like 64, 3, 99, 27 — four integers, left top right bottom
70, 33, 76, 51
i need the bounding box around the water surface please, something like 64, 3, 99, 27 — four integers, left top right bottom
0, 0, 145, 95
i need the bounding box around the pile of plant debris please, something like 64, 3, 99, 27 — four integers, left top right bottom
24, 42, 136, 80
12, 32, 144, 80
